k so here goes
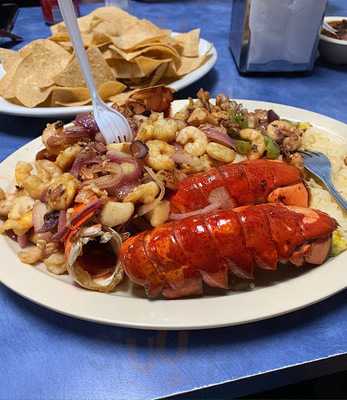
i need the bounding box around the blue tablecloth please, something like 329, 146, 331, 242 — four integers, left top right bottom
1, 2, 347, 399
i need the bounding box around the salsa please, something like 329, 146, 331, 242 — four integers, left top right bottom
322, 19, 347, 41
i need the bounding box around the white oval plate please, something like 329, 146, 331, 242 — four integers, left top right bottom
0, 36, 217, 118
0, 99, 347, 330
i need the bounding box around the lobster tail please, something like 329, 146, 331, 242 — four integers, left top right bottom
120, 204, 337, 299
170, 159, 308, 213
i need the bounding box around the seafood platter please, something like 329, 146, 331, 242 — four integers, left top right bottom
1, 86, 347, 329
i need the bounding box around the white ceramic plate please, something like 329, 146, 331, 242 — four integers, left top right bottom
0, 36, 217, 118
0, 99, 347, 330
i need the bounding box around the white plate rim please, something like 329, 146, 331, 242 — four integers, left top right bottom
0, 35, 217, 118
0, 99, 347, 330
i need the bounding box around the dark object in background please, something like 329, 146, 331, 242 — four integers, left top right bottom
40, 0, 80, 25
229, 0, 327, 74
0, 2, 18, 31
0, 0, 38, 5
0, 3, 22, 42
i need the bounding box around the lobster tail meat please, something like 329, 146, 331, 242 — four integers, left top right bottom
170, 159, 309, 213
120, 204, 337, 299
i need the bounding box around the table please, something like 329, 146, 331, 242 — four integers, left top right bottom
0, 2, 347, 399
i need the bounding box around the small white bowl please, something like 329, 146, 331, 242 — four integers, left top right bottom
319, 16, 347, 65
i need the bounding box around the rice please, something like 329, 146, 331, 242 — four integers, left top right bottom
301, 127, 347, 236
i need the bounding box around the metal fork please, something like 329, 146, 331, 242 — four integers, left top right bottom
57, 0, 132, 144
299, 150, 347, 211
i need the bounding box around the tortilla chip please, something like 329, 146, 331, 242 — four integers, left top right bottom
1, 7, 212, 108
0, 49, 21, 71
92, 6, 138, 30
109, 43, 179, 62
0, 57, 24, 99
51, 80, 125, 106
149, 62, 169, 86
15, 83, 52, 108
18, 40, 38, 58
57, 41, 73, 52
166, 48, 212, 77
50, 31, 93, 48
14, 40, 71, 88
92, 19, 132, 38
98, 80, 126, 99
49, 32, 70, 43
111, 20, 169, 50
91, 30, 112, 47
51, 13, 95, 35
102, 48, 122, 60
110, 89, 136, 106
108, 59, 144, 79
54, 47, 115, 88
51, 86, 90, 106
176, 56, 207, 76
174, 29, 200, 57
136, 56, 171, 76
109, 56, 169, 79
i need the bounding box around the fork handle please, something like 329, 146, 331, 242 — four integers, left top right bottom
325, 181, 347, 212
57, 0, 100, 103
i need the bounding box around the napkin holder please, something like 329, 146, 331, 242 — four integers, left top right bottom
229, 0, 327, 73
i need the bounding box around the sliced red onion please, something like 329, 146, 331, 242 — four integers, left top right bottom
6, 230, 17, 242
57, 210, 67, 235
170, 202, 221, 220
130, 141, 149, 159
64, 124, 95, 140
95, 132, 106, 144
173, 142, 184, 151
119, 161, 143, 182
200, 124, 236, 149
37, 210, 60, 233
106, 150, 143, 182
171, 150, 196, 165
32, 201, 47, 233
94, 142, 107, 153
83, 162, 122, 178
17, 234, 29, 248
82, 174, 123, 191
70, 150, 99, 178
46, 134, 65, 148
267, 109, 280, 123
110, 181, 139, 200
137, 166, 166, 216
137, 201, 158, 216
40, 188, 49, 204
106, 149, 133, 163
75, 113, 99, 134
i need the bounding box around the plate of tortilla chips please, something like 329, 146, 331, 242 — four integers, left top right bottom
0, 7, 217, 117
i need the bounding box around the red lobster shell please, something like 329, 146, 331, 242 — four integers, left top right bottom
120, 204, 336, 299
170, 159, 309, 213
